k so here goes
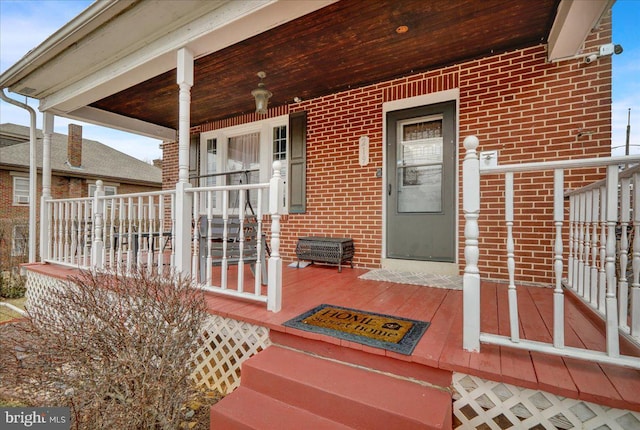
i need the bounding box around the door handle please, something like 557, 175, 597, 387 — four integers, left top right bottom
388, 183, 392, 196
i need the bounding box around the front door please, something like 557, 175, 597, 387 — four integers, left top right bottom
386, 101, 456, 262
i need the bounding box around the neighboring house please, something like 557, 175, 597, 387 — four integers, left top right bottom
0, 123, 162, 269
1, 1, 638, 429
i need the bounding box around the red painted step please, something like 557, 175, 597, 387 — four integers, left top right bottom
210, 345, 452, 430
211, 386, 354, 429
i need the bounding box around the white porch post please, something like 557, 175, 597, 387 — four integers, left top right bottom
39, 112, 54, 261
174, 47, 194, 276
92, 180, 105, 269
463, 136, 481, 352
268, 161, 283, 312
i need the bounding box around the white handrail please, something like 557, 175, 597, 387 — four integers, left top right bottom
463, 135, 640, 369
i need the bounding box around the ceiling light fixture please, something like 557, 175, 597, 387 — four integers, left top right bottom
251, 71, 272, 115
396, 25, 409, 34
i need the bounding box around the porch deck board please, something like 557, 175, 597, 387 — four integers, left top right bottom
517, 285, 577, 394
24, 263, 640, 411
494, 283, 539, 387
518, 289, 577, 395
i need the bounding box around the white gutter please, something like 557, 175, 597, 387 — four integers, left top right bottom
0, 90, 38, 263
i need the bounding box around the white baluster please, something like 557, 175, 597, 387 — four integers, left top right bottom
108, 197, 116, 269
505, 172, 519, 342
137, 196, 144, 269
619, 177, 631, 329
573, 194, 581, 292
568, 194, 575, 289
599, 185, 607, 312
206, 191, 213, 287
237, 190, 246, 293
462, 136, 481, 351
158, 195, 165, 272
583, 189, 592, 302
117, 198, 125, 273
147, 196, 155, 272
632, 172, 640, 338
254, 188, 264, 295
605, 165, 620, 357
127, 196, 134, 273
63, 202, 70, 262
578, 193, 586, 296
191, 190, 199, 281
590, 189, 600, 307
221, 191, 229, 289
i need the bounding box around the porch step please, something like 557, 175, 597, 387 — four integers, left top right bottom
210, 345, 452, 430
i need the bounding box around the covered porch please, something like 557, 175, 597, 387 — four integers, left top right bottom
23, 261, 640, 427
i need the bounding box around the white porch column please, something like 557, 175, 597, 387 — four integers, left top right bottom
268, 161, 284, 312
463, 136, 481, 352
174, 47, 194, 275
39, 112, 54, 261
92, 180, 105, 269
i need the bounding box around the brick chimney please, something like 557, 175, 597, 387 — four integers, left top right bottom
68, 124, 82, 167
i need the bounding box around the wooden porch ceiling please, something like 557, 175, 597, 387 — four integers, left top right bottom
90, 0, 559, 130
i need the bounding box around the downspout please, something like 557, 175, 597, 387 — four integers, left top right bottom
0, 89, 38, 263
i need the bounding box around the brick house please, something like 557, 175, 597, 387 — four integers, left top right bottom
2, 1, 638, 428
0, 123, 161, 270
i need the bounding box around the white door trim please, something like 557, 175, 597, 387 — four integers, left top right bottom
381, 89, 460, 273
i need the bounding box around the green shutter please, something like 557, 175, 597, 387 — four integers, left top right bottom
288, 111, 307, 213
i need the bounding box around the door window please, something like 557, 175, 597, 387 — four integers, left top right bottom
397, 116, 444, 213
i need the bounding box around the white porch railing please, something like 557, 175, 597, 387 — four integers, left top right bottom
44, 188, 176, 274
42, 162, 284, 312
463, 135, 640, 369
185, 162, 283, 312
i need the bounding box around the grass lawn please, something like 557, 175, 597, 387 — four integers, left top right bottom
0, 297, 26, 322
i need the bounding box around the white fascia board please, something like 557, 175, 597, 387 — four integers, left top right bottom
0, 1, 131, 89
40, 0, 336, 114
547, 0, 613, 62
60, 106, 177, 141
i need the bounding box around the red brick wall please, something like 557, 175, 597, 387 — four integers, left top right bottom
164, 17, 612, 285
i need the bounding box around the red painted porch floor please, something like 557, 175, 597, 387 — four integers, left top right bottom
24, 262, 640, 412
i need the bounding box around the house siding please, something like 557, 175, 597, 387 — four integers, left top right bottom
163, 14, 611, 285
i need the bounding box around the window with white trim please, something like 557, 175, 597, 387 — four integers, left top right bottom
273, 125, 288, 208
200, 115, 289, 214
88, 184, 117, 197
13, 177, 29, 205
12, 225, 28, 256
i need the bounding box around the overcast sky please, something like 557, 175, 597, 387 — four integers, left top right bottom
1, 0, 638, 159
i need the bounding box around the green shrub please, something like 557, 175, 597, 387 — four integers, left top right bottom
0, 273, 26, 299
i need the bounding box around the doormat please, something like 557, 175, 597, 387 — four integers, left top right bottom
282, 304, 430, 355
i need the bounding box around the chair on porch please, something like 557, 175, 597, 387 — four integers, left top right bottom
197, 214, 268, 284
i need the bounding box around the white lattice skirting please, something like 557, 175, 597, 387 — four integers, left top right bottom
190, 315, 271, 394
25, 271, 271, 396
453, 373, 640, 429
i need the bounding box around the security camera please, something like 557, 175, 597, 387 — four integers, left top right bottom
584, 54, 598, 64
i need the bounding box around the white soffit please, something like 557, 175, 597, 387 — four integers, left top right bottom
547, 0, 613, 62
